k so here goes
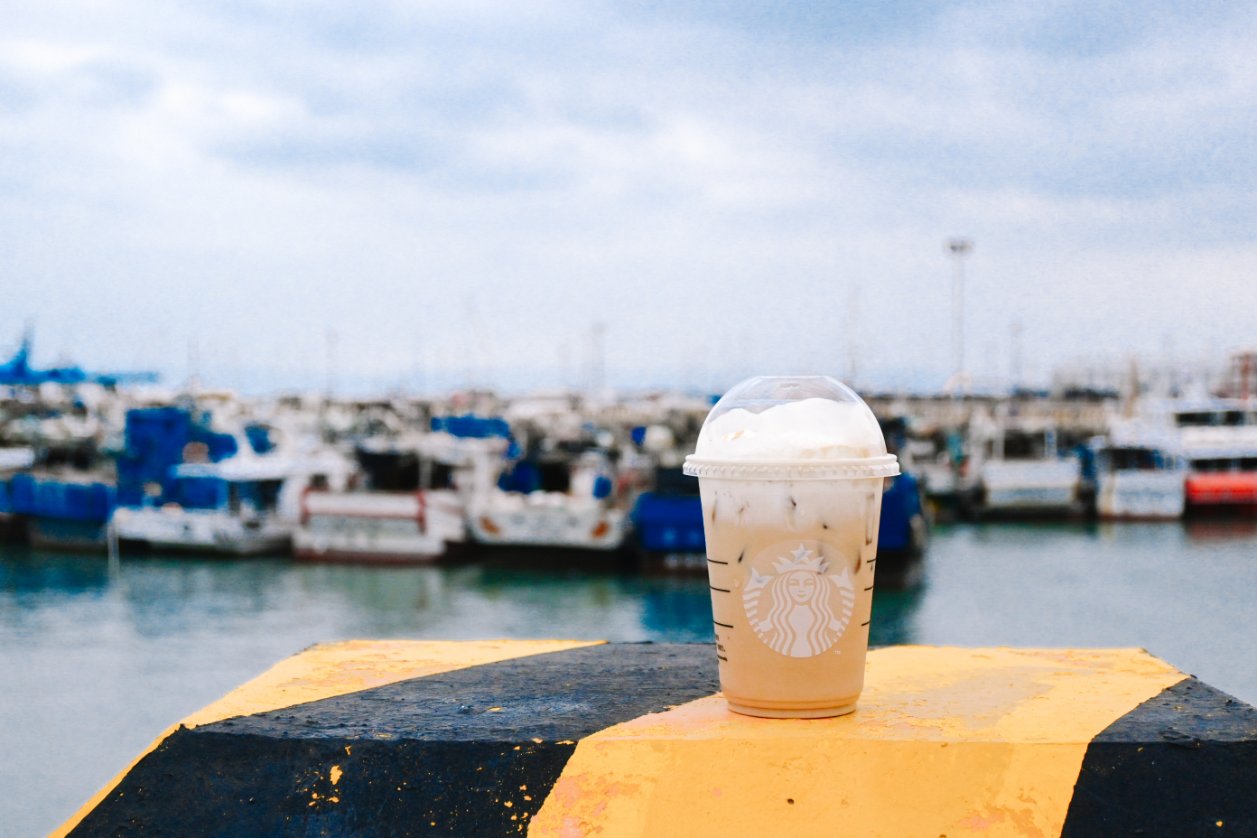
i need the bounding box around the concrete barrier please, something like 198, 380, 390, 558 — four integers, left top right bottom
56, 641, 1256, 836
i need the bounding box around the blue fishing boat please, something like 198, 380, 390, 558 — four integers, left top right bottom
6, 405, 250, 551
629, 468, 704, 570
110, 405, 342, 556
871, 469, 929, 587
7, 473, 117, 550
112, 459, 296, 556
0, 448, 36, 541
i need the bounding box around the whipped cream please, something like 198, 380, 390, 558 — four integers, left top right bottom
695, 397, 887, 461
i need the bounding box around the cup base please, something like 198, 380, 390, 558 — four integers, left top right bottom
726, 700, 856, 719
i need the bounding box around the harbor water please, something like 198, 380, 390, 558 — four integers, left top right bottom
5, 520, 1257, 837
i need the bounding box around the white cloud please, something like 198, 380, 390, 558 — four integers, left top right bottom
2, 1, 1256, 392
0, 38, 111, 73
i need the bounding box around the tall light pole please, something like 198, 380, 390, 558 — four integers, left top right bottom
945, 237, 973, 394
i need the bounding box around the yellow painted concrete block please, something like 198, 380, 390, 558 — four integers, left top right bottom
53, 638, 602, 837
531, 646, 1183, 838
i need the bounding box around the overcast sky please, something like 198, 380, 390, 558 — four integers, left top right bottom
3, 1, 1256, 394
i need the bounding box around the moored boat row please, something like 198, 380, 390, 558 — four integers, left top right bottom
0, 392, 933, 586
10, 331, 1257, 580
909, 397, 1257, 521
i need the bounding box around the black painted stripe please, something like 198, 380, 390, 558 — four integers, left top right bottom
707, 557, 729, 565
70, 643, 720, 837
713, 620, 733, 628
1061, 677, 1257, 837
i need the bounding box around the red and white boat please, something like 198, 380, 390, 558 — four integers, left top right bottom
1172, 401, 1257, 511
294, 488, 467, 564
292, 431, 508, 564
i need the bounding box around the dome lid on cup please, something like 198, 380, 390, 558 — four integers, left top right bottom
683, 375, 899, 480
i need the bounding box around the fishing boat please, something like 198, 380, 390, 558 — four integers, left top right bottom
9, 472, 117, 550
962, 406, 1086, 517
293, 422, 510, 564
873, 469, 929, 586
903, 431, 961, 514
1172, 400, 1257, 512
629, 467, 705, 569
866, 417, 929, 586
0, 396, 115, 549
111, 459, 300, 555
294, 489, 465, 564
466, 449, 630, 554
1091, 422, 1186, 520
109, 402, 353, 556
0, 447, 35, 540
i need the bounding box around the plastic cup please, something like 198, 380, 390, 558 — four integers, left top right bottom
683, 375, 898, 718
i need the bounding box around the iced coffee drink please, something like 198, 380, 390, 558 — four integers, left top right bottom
683, 376, 898, 718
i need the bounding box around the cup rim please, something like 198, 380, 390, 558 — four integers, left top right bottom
682, 453, 899, 480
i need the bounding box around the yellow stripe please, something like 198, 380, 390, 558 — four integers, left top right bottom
53, 638, 600, 837
531, 646, 1183, 838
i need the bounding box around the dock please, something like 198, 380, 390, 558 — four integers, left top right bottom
56, 640, 1257, 836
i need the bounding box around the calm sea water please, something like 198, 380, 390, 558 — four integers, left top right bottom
4, 520, 1256, 836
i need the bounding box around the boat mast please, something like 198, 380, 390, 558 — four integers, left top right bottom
945, 237, 973, 395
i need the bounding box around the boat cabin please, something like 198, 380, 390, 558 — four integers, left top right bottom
1174, 408, 1257, 428
1189, 455, 1257, 473
1096, 445, 1183, 474
168, 471, 284, 514
167, 462, 294, 516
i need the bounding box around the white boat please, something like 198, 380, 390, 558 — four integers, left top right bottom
1092, 421, 1186, 520
964, 407, 1083, 516
466, 490, 629, 552
0, 447, 35, 471
465, 450, 630, 552
901, 431, 960, 504
293, 489, 465, 564
112, 503, 291, 556
112, 455, 341, 556
292, 431, 508, 564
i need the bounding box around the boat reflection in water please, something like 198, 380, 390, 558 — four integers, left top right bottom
1182, 515, 1257, 544
640, 582, 722, 642
0, 546, 111, 598
869, 585, 926, 646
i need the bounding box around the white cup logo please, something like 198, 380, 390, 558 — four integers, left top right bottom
743, 544, 855, 658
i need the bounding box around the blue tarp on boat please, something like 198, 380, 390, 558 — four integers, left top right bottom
8, 474, 116, 523
631, 492, 706, 552
116, 406, 240, 506
430, 414, 512, 440
631, 469, 927, 556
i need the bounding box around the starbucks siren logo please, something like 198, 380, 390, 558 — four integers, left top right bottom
743, 544, 856, 657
